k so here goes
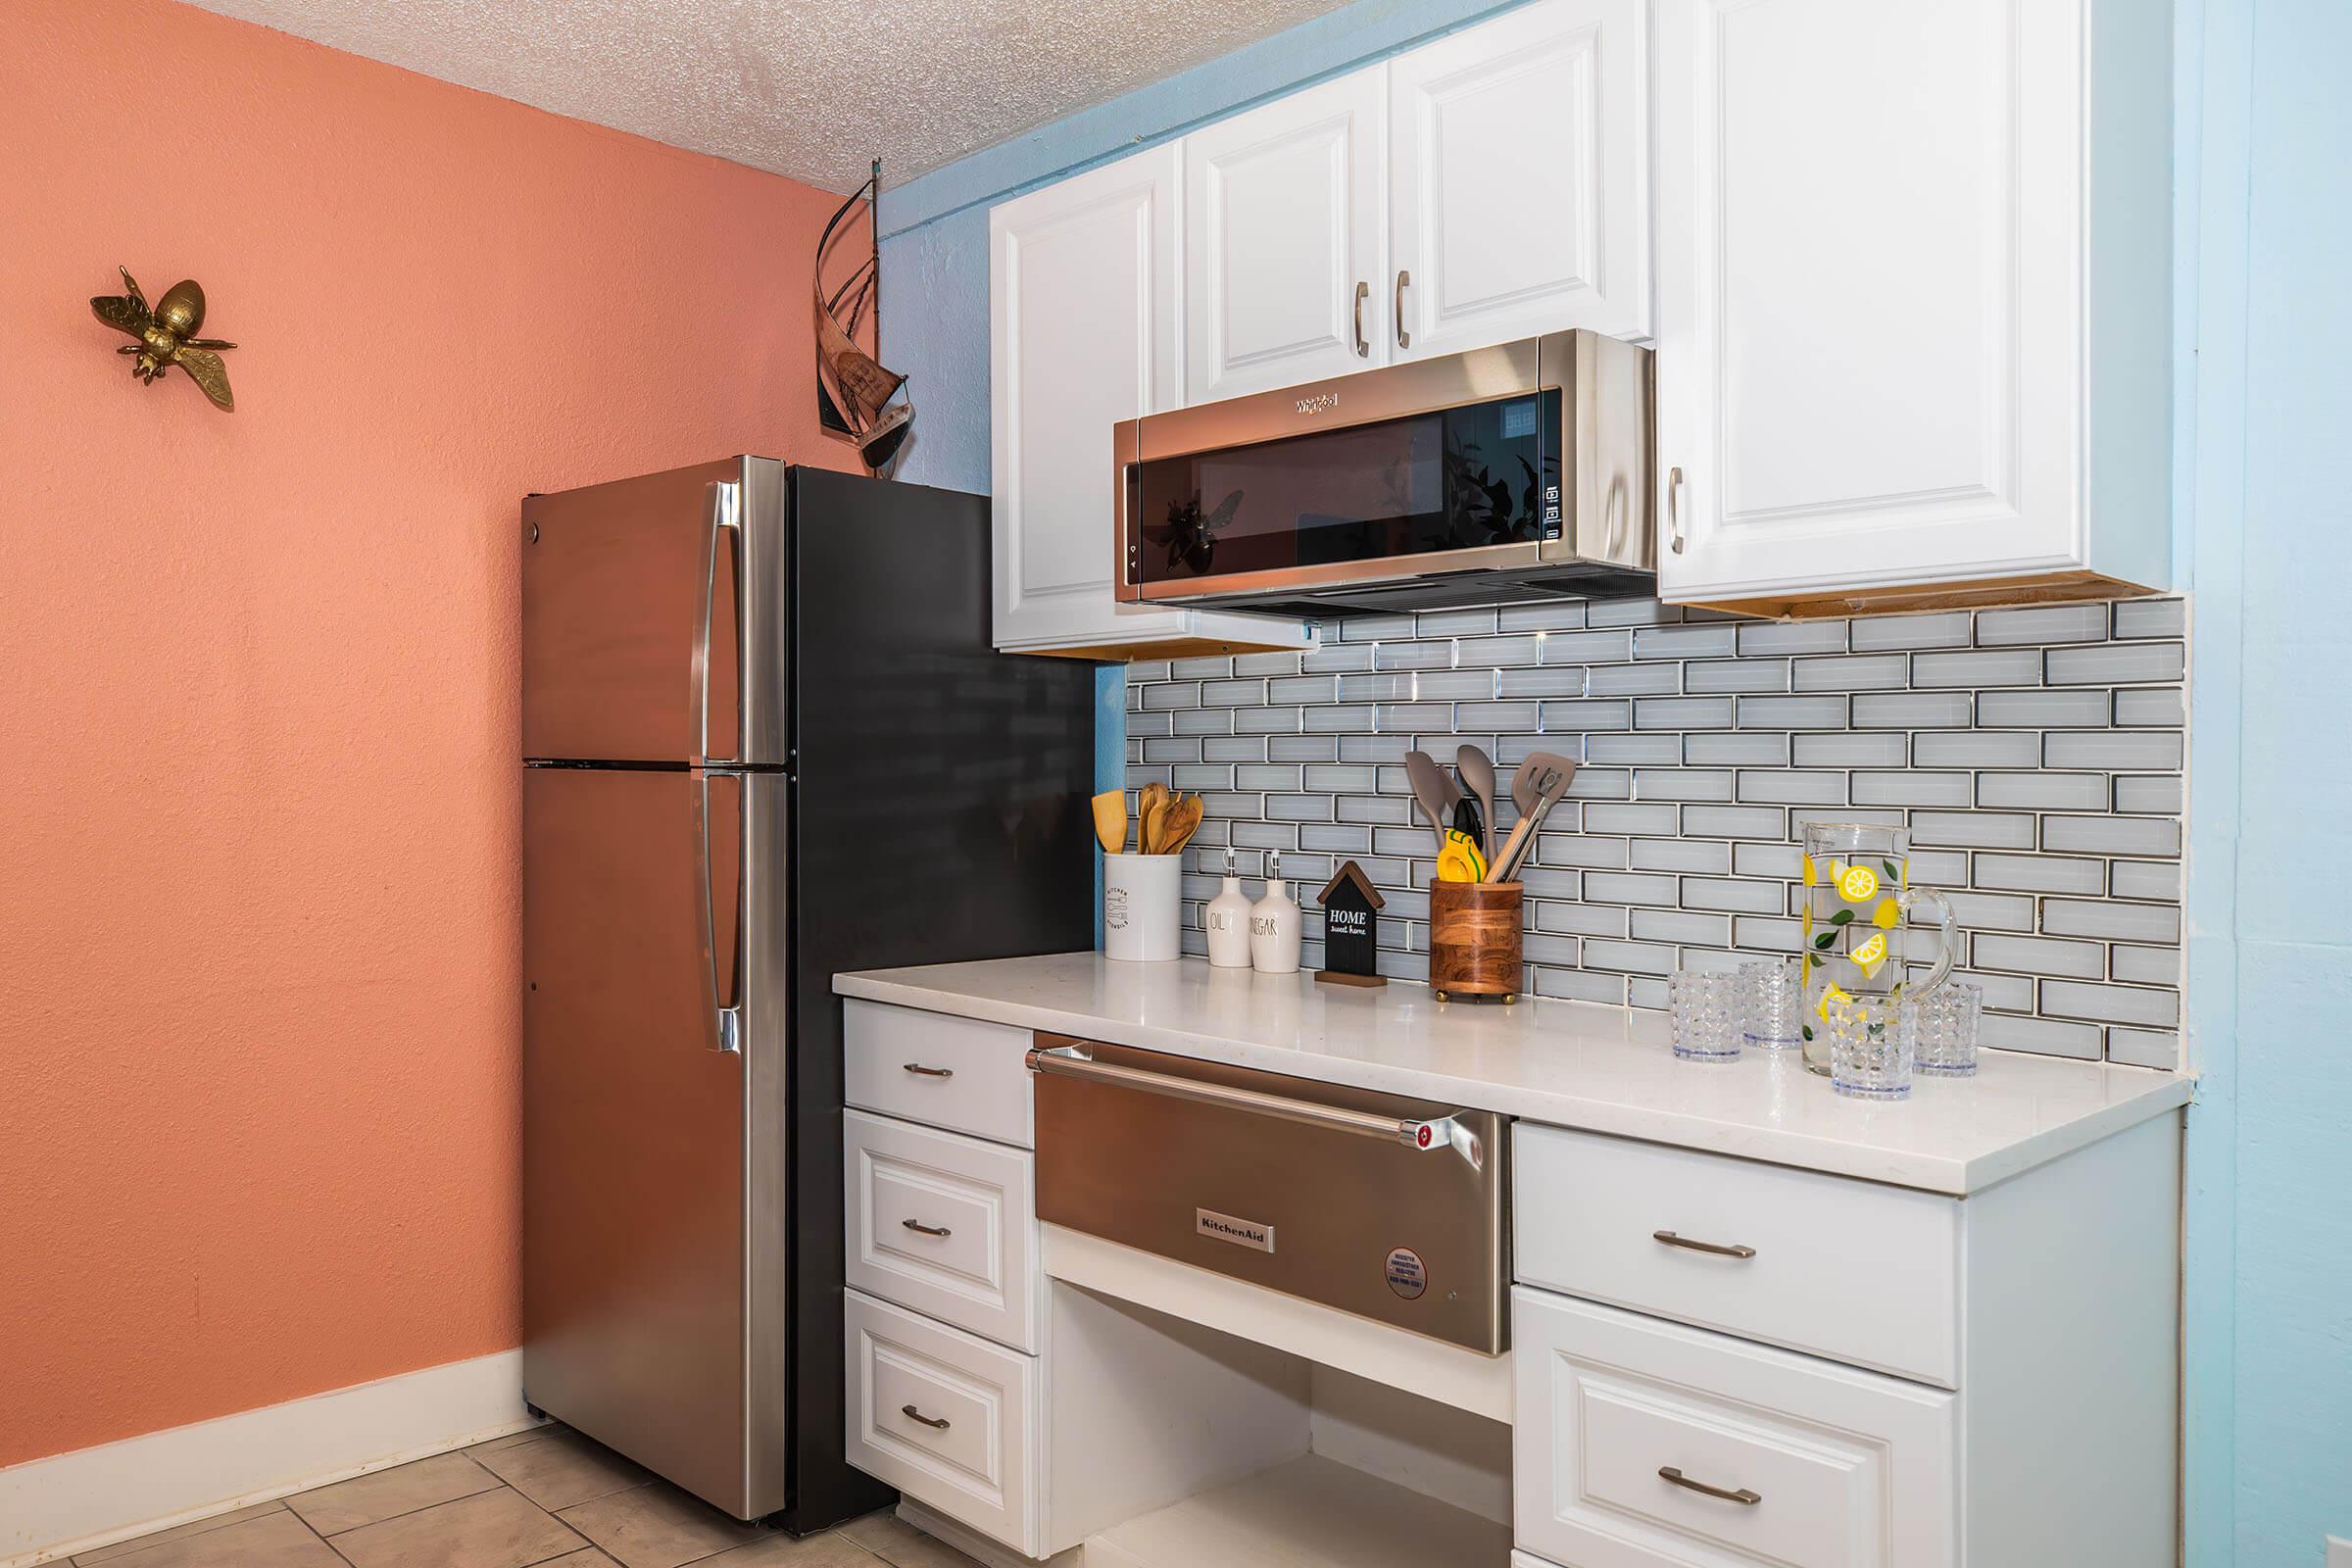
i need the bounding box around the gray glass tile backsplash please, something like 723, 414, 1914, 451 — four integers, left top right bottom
1123, 597, 2188, 1070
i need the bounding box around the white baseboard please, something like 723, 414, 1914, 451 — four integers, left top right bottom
895, 1500, 1077, 1568
0, 1349, 533, 1568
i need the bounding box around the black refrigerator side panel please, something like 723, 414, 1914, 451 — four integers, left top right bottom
782, 466, 1095, 1533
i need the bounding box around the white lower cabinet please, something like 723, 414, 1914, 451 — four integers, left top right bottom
1514, 1289, 1955, 1568
845, 1290, 1043, 1555
1511, 1117, 2180, 1568
845, 1108, 1037, 1352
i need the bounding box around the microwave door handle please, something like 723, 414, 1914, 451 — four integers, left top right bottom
1026, 1046, 1484, 1171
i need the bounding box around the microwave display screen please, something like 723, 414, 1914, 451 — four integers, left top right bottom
1132, 390, 1562, 586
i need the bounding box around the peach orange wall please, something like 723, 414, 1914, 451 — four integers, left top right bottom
0, 0, 860, 1467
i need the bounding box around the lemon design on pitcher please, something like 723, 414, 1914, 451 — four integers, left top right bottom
1849, 932, 1888, 979
1873, 898, 1900, 930
1816, 982, 1853, 1022
1838, 862, 1880, 903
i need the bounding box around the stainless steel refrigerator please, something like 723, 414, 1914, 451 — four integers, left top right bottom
519, 459, 1092, 1529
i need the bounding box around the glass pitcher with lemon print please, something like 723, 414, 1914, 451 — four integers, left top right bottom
1798, 823, 1958, 1076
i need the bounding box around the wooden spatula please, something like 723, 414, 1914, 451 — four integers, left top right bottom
1091, 789, 1129, 856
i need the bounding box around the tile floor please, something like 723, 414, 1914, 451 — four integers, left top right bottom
68, 1425, 985, 1568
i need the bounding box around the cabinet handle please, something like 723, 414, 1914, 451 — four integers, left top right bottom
901, 1062, 954, 1078
1659, 1466, 1761, 1506
1352, 281, 1370, 357
1395, 270, 1411, 349
901, 1404, 951, 1431
902, 1219, 953, 1238
1667, 466, 1687, 555
1653, 1229, 1755, 1259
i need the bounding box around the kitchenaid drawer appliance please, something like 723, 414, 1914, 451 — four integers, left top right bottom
1114, 329, 1653, 616
1028, 1038, 1507, 1352
521, 461, 1092, 1528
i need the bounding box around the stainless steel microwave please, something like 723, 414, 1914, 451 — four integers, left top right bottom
1113, 330, 1654, 617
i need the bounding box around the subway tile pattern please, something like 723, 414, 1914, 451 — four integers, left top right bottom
1125, 598, 2188, 1069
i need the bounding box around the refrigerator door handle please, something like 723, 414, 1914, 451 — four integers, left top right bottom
696, 479, 743, 767
695, 773, 745, 1054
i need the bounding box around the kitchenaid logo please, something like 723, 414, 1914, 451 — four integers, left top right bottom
1295, 391, 1341, 416
1196, 1207, 1275, 1252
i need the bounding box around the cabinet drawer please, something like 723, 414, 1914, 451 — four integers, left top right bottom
844, 1289, 1040, 1556
845, 1000, 1033, 1147
846, 1109, 1037, 1351
1514, 1287, 1955, 1568
1514, 1125, 1959, 1386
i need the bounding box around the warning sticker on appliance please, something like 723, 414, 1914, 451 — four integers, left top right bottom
1384, 1247, 1428, 1300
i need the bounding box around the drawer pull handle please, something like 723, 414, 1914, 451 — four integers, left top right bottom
902, 1063, 955, 1078
1659, 1466, 1761, 1506
1653, 1229, 1756, 1259
902, 1219, 953, 1238
901, 1404, 951, 1431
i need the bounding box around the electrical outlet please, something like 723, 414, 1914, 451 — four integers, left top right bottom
2327, 1535, 2352, 1568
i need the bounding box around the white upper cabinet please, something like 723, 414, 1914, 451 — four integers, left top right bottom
1389, 0, 1651, 357
991, 147, 1310, 656
1184, 68, 1389, 403
1651, 0, 2172, 614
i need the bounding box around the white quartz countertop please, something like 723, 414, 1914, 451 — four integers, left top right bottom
834, 953, 2191, 1196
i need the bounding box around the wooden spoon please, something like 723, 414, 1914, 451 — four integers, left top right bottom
1157, 794, 1203, 858
1091, 789, 1129, 856
1137, 781, 1171, 852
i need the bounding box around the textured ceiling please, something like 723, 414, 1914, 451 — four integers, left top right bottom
186, 0, 1354, 192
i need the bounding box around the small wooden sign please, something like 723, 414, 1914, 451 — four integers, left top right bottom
1315, 860, 1387, 988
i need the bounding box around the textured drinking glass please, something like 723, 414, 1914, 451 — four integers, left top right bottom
1740, 958, 1803, 1051
1825, 994, 1917, 1100
1799, 822, 1959, 1076
1668, 970, 1741, 1060
1916, 982, 1983, 1077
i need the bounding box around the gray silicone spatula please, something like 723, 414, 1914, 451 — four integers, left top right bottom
1512, 750, 1579, 820
1457, 744, 1499, 859
1404, 750, 1462, 855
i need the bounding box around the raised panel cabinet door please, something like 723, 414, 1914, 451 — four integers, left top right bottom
1184, 67, 1388, 403
1652, 0, 2087, 604
991, 146, 1182, 650
1389, 0, 1650, 358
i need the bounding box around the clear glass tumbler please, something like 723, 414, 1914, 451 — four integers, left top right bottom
1668, 970, 1741, 1060
1915, 982, 1983, 1077
1825, 993, 1917, 1100
1740, 958, 1803, 1051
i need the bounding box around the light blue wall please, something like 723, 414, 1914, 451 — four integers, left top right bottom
883, 0, 2352, 1553
2184, 0, 2352, 1560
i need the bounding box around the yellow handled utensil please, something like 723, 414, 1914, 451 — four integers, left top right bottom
1091, 789, 1129, 856
1436, 828, 1488, 883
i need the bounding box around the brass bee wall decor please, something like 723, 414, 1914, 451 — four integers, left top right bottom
90, 268, 237, 411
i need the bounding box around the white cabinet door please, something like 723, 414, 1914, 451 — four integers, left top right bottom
991, 149, 1312, 657
1651, 0, 2093, 608
992, 147, 1181, 652
1389, 0, 1649, 358
1184, 68, 1388, 403
1515, 1288, 1958, 1568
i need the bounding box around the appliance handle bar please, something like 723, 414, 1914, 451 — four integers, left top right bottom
1026, 1046, 1481, 1170
696, 479, 742, 765
694, 774, 744, 1054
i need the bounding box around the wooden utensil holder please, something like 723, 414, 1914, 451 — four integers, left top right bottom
1430, 880, 1523, 1003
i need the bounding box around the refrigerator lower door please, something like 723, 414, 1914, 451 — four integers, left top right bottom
522, 764, 789, 1518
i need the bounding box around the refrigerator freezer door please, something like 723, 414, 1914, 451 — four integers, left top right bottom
522, 457, 789, 766
522, 764, 789, 1518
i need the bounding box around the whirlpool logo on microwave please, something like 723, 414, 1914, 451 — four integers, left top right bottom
1294, 391, 1341, 416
